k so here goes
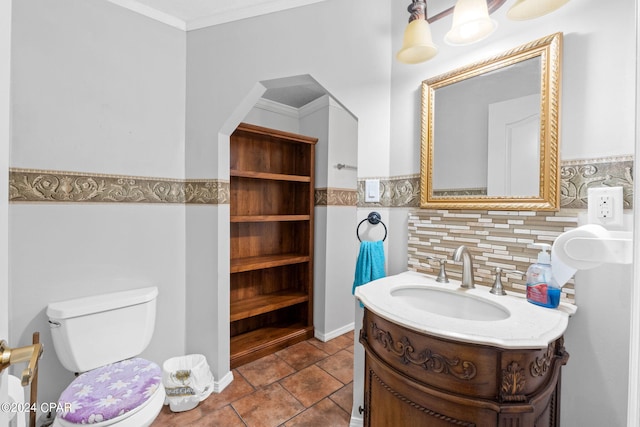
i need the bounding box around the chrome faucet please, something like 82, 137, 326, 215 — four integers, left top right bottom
453, 245, 475, 289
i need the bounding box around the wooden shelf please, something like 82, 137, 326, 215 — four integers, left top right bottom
230, 291, 309, 322
230, 324, 314, 368
230, 215, 310, 223
230, 122, 316, 368
231, 169, 311, 182
230, 253, 310, 273
232, 122, 318, 145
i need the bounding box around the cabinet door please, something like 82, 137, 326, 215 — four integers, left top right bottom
364, 354, 496, 427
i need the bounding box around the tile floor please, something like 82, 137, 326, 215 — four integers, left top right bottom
151, 331, 355, 427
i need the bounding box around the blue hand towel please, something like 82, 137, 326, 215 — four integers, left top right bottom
352, 240, 386, 298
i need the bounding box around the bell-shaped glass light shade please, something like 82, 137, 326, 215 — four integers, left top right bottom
507, 0, 570, 20
397, 19, 438, 64
444, 0, 497, 46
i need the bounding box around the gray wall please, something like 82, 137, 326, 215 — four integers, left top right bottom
182, 0, 391, 385
9, 0, 391, 408
9, 0, 187, 406
7, 0, 638, 424
385, 1, 636, 425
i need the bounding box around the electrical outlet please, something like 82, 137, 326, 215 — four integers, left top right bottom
587, 186, 624, 228
597, 195, 612, 218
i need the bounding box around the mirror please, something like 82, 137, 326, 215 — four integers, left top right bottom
420, 32, 562, 210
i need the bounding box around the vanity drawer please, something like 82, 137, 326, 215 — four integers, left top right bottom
360, 309, 566, 400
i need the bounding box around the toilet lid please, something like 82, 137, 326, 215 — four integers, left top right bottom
57, 357, 162, 425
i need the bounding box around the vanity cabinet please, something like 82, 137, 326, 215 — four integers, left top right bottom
360, 309, 568, 427
229, 123, 317, 368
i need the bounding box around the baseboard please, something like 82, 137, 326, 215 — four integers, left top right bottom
213, 371, 234, 393
314, 322, 354, 342
349, 414, 363, 427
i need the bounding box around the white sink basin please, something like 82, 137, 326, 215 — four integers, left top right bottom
390, 286, 510, 321
355, 271, 576, 349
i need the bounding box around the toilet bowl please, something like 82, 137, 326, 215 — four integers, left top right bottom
46, 287, 165, 427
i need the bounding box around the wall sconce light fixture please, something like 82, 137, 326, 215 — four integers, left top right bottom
397, 0, 439, 64
507, 0, 571, 20
397, 0, 571, 64
445, 0, 497, 46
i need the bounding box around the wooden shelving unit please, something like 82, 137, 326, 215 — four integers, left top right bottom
229, 122, 317, 368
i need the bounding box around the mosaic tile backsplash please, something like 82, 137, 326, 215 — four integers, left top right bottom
408, 210, 578, 301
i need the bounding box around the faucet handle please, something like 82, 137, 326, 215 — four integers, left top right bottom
424, 256, 449, 283
490, 267, 525, 295
435, 259, 449, 283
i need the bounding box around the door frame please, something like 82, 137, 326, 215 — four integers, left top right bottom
0, 0, 12, 424
629, 2, 640, 424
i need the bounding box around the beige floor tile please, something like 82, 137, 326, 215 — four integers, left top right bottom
316, 349, 354, 384
307, 332, 354, 355
276, 340, 330, 370
280, 365, 343, 407
236, 353, 296, 388
198, 370, 255, 413
187, 405, 245, 427
284, 398, 350, 427
232, 382, 304, 427
329, 383, 353, 414
152, 331, 355, 427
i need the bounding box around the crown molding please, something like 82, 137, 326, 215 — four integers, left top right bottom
299, 94, 331, 118
106, 0, 328, 32
254, 98, 300, 118
254, 94, 332, 119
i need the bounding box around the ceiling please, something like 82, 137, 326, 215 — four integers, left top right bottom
105, 0, 329, 31
262, 84, 328, 109
106, 0, 463, 32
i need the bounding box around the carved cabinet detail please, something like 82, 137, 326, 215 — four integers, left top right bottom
360, 309, 569, 427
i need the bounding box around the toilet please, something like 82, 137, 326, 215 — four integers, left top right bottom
46, 287, 165, 427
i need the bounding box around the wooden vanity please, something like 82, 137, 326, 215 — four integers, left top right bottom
359, 309, 569, 427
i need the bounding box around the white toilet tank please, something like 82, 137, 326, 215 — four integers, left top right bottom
47, 286, 158, 373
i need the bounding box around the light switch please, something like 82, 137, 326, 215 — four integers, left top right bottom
365, 179, 380, 203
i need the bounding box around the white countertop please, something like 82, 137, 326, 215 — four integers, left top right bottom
355, 271, 577, 349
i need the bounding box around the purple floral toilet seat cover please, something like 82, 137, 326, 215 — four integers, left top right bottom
58, 357, 162, 424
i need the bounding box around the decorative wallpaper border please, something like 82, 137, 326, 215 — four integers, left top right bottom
433, 187, 487, 197
359, 156, 634, 209
9, 155, 633, 207
9, 168, 229, 204
8, 169, 359, 207
356, 175, 420, 208
315, 188, 358, 206
560, 156, 634, 209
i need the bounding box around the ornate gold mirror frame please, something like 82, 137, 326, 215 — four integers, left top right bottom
420, 32, 562, 210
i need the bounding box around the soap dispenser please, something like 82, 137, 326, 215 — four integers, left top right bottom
526, 243, 561, 308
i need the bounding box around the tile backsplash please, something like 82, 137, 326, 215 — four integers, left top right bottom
408, 210, 578, 301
